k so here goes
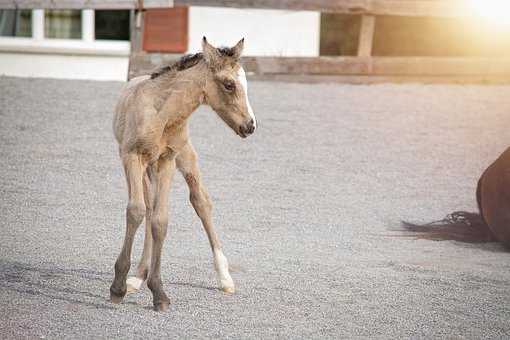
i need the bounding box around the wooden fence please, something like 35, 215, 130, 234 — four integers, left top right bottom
2, 0, 510, 83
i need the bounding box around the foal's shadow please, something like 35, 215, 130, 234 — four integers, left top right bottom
0, 260, 227, 311
169, 281, 218, 291
0, 259, 117, 310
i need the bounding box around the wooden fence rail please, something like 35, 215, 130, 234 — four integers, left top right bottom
0, 0, 482, 17
129, 53, 510, 78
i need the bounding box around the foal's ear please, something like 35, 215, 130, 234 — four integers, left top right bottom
231, 38, 244, 60
202, 36, 221, 68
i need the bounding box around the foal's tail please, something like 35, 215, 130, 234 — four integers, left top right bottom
401, 178, 496, 243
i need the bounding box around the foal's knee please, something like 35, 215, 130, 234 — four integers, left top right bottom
151, 214, 168, 241
127, 202, 145, 226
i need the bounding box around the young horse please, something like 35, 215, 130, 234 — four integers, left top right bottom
110, 37, 257, 311
403, 147, 510, 248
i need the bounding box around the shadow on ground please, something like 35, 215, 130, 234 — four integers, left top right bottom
0, 259, 223, 311
0, 260, 115, 310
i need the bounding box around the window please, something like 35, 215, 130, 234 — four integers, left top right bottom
0, 10, 32, 37
95, 10, 130, 40
45, 10, 81, 39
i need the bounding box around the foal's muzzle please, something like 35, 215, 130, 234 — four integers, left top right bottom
239, 118, 256, 138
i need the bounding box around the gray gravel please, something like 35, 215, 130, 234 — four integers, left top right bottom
1, 76, 510, 339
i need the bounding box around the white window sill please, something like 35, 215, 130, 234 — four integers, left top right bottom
0, 37, 130, 57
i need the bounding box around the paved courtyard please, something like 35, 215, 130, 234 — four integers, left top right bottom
1, 76, 510, 338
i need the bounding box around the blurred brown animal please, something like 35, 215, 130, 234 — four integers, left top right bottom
403, 147, 510, 248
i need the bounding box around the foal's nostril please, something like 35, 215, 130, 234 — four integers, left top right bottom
247, 119, 255, 133
240, 119, 255, 137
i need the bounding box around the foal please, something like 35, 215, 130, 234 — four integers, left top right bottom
110, 37, 256, 311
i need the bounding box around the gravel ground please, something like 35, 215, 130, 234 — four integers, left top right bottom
1, 76, 510, 339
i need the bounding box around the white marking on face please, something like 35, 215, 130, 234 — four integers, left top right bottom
237, 66, 257, 129
213, 249, 235, 292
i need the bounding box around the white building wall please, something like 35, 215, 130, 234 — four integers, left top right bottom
0, 7, 320, 81
188, 7, 320, 56
0, 53, 128, 81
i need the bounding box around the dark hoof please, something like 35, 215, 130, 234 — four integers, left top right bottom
153, 299, 170, 312
110, 286, 126, 304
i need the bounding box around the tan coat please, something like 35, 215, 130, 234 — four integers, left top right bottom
110, 38, 256, 311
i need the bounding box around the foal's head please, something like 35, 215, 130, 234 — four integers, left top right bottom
202, 37, 257, 138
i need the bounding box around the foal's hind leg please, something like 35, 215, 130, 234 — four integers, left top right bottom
126, 172, 153, 293
146, 157, 176, 311
110, 153, 146, 303
176, 142, 235, 293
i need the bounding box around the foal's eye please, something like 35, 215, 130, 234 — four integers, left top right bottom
222, 81, 236, 92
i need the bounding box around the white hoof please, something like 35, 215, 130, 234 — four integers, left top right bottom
126, 276, 144, 294
221, 278, 235, 294
214, 249, 235, 294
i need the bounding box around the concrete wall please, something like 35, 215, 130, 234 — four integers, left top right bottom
0, 53, 129, 81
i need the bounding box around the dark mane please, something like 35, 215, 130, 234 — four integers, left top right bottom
150, 52, 204, 79
150, 47, 237, 79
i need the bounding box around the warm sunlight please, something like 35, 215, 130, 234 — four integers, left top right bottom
469, 0, 510, 28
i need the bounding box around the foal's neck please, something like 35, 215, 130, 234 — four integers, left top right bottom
154, 63, 207, 126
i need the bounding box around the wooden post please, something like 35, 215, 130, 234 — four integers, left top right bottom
357, 14, 375, 57
130, 6, 144, 53
128, 0, 147, 80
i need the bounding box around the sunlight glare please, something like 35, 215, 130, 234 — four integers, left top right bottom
469, 0, 510, 28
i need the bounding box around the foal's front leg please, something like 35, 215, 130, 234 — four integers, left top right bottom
146, 157, 176, 311
126, 173, 153, 293
110, 153, 146, 303
176, 142, 235, 293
